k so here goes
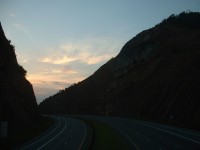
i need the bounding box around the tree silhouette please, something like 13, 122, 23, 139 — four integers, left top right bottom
156, 11, 200, 29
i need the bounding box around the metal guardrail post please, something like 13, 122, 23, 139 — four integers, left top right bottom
0, 121, 8, 138
0, 86, 9, 138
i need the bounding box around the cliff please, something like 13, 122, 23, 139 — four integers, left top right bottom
0, 23, 41, 137
39, 12, 200, 130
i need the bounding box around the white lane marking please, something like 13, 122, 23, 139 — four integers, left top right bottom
141, 121, 200, 138
115, 126, 140, 150
78, 123, 88, 150
146, 138, 151, 142
21, 117, 60, 150
169, 127, 200, 138
135, 122, 200, 144
37, 119, 68, 150
64, 140, 68, 145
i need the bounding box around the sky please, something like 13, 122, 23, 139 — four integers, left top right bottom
0, 0, 200, 104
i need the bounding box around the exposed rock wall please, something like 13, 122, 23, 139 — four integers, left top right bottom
0, 23, 40, 136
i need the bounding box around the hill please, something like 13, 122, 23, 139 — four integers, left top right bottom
0, 23, 41, 137
39, 12, 200, 130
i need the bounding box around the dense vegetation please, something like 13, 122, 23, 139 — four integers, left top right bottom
156, 11, 200, 29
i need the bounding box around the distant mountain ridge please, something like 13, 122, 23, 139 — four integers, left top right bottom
0, 23, 40, 136
39, 12, 200, 130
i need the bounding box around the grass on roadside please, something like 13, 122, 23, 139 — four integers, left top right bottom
82, 118, 130, 150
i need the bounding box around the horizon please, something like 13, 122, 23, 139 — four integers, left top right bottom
0, 0, 200, 103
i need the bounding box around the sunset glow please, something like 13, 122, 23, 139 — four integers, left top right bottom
1, 0, 199, 103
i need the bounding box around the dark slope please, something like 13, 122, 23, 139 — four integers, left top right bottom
39, 12, 200, 129
0, 23, 40, 136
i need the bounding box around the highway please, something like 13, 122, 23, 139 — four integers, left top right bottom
17, 115, 88, 150
82, 116, 200, 150
17, 115, 200, 150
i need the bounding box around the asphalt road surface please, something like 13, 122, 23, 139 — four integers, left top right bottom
17, 115, 200, 150
17, 115, 88, 150
82, 115, 200, 150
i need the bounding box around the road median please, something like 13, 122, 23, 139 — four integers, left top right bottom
78, 117, 130, 150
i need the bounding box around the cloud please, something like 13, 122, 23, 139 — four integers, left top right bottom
41, 57, 51, 63
45, 68, 78, 74
39, 37, 120, 65
88, 55, 111, 64
24, 36, 123, 103
27, 71, 84, 98
13, 23, 27, 32
9, 13, 16, 17
26, 64, 81, 87
32, 86, 61, 104
26, 60, 85, 103
41, 56, 78, 64
22, 59, 28, 63
51, 81, 69, 86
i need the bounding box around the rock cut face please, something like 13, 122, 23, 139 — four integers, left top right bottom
0, 23, 40, 136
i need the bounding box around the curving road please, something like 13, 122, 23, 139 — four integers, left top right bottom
17, 115, 200, 150
81, 116, 200, 150
17, 115, 88, 150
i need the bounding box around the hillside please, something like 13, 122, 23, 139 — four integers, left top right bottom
0, 23, 41, 137
39, 12, 200, 130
